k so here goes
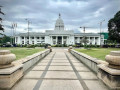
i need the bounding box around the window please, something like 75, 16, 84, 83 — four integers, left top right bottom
22, 41, 24, 44
64, 41, 66, 44
63, 37, 67, 39
37, 37, 39, 39
27, 37, 29, 39
32, 41, 34, 44
90, 37, 92, 39
52, 36, 56, 39
41, 37, 45, 39
53, 41, 56, 44
75, 37, 77, 39
27, 41, 29, 44
21, 37, 24, 39
32, 37, 34, 39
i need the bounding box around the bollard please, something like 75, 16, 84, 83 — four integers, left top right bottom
48, 46, 52, 52
68, 46, 72, 52
0, 50, 16, 69
105, 51, 120, 69
97, 51, 120, 89
0, 50, 23, 89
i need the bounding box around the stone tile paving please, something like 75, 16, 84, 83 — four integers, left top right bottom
12, 49, 108, 90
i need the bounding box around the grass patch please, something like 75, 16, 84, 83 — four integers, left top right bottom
74, 48, 120, 60
0, 47, 45, 60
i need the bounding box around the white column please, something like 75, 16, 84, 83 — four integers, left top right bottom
29, 36, 30, 44
51, 36, 52, 45
77, 37, 80, 43
98, 36, 100, 45
29, 36, 31, 44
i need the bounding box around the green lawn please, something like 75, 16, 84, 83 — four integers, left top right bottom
0, 47, 45, 60
74, 48, 120, 60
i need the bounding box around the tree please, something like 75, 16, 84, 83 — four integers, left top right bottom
81, 36, 89, 45
108, 11, 120, 43
0, 36, 11, 43
0, 6, 5, 39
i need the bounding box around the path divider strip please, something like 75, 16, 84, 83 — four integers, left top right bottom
33, 52, 56, 90
65, 52, 89, 90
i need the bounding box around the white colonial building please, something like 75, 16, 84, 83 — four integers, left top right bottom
15, 14, 104, 45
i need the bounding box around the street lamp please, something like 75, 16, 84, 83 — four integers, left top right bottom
25, 19, 31, 45
11, 23, 17, 45
99, 19, 105, 46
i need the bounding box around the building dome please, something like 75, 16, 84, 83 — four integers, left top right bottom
54, 14, 64, 30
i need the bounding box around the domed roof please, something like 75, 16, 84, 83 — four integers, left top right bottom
54, 14, 64, 30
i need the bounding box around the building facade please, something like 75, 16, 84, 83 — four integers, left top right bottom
15, 14, 104, 45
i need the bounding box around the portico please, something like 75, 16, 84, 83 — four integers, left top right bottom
50, 36, 69, 45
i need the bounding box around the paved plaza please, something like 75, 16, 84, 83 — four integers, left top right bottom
11, 49, 108, 90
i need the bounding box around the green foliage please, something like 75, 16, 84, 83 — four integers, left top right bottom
104, 40, 118, 45
0, 36, 11, 43
51, 44, 67, 47
83, 45, 100, 48
108, 11, 120, 43
0, 47, 45, 60
75, 48, 120, 60
26, 45, 35, 48
80, 36, 89, 45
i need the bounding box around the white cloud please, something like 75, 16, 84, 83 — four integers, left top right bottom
0, 0, 120, 35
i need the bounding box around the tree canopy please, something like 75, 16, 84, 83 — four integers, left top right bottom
0, 36, 11, 43
0, 6, 5, 39
108, 11, 120, 43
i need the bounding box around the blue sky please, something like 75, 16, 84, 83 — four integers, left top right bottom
0, 0, 120, 35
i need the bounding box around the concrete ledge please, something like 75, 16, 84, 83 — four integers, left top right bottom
12, 49, 50, 72
0, 64, 23, 89
70, 49, 102, 74
0, 64, 23, 74
98, 64, 120, 89
0, 49, 50, 89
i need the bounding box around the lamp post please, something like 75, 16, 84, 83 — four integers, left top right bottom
11, 23, 17, 45
25, 19, 30, 45
99, 20, 105, 46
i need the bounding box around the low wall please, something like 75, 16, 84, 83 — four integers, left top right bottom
13, 49, 50, 72
70, 49, 105, 74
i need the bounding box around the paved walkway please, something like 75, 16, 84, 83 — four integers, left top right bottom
12, 49, 108, 90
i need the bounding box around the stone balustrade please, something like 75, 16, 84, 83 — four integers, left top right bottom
0, 49, 50, 89
0, 50, 16, 69
98, 51, 120, 89
47, 46, 52, 52
68, 46, 72, 52
70, 49, 120, 89
69, 49, 104, 74
13, 49, 50, 72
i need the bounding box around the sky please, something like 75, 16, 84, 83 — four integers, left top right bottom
0, 0, 120, 36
